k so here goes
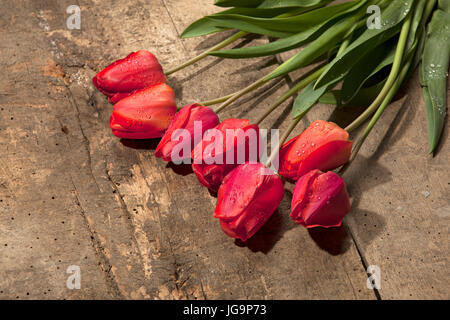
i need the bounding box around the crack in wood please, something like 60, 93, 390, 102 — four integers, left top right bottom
61, 83, 126, 298
64, 84, 101, 192
69, 175, 124, 299
344, 224, 382, 300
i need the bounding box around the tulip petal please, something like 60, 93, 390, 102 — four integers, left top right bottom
93, 50, 166, 104
214, 163, 284, 241
279, 120, 351, 180
155, 104, 219, 162
213, 163, 262, 220
291, 170, 350, 228
155, 104, 195, 160
296, 140, 352, 179
290, 169, 321, 213
110, 83, 176, 139
191, 118, 261, 191
96, 50, 166, 93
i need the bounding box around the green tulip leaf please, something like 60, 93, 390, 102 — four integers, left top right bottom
318, 80, 385, 107
293, 82, 329, 119
214, 0, 332, 9
341, 41, 395, 104
181, 7, 296, 38
342, 0, 429, 104
205, 15, 293, 38
292, 68, 346, 118
209, 1, 360, 58
181, 18, 229, 38
314, 0, 414, 89
439, 0, 450, 14
258, 0, 333, 9
420, 9, 450, 153
214, 0, 263, 8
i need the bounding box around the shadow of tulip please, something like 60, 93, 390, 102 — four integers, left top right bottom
327, 104, 368, 130
120, 138, 159, 151
307, 225, 352, 256
166, 162, 193, 176
342, 155, 390, 251
170, 79, 184, 103
346, 156, 392, 186
344, 207, 386, 250
207, 188, 218, 198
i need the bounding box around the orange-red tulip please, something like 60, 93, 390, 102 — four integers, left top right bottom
214, 162, 284, 241
279, 120, 352, 180
109, 83, 176, 139
191, 118, 261, 191
155, 104, 219, 162
291, 169, 350, 228
93, 50, 166, 104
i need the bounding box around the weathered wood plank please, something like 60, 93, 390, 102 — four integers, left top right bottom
1, 0, 447, 300
343, 76, 450, 299
0, 0, 115, 299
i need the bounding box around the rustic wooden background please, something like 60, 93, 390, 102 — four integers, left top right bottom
0, 0, 448, 300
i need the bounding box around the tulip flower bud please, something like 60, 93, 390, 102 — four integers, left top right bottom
291, 169, 350, 228
93, 50, 166, 104
191, 118, 261, 191
155, 104, 219, 163
279, 120, 352, 181
214, 162, 284, 242
109, 83, 176, 139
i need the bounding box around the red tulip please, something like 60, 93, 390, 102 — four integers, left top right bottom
214, 162, 284, 241
93, 50, 166, 104
155, 104, 219, 162
109, 83, 176, 139
278, 120, 352, 181
291, 169, 350, 228
191, 118, 261, 191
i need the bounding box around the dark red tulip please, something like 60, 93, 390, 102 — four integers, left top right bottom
214, 162, 284, 241
291, 169, 350, 228
191, 118, 261, 191
93, 50, 166, 104
155, 104, 219, 162
279, 120, 352, 181
109, 83, 176, 139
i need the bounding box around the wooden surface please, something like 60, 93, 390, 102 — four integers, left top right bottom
0, 0, 448, 300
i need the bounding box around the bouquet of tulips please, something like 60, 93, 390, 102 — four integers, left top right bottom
93, 0, 449, 242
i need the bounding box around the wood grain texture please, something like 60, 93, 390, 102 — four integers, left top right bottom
0, 0, 447, 300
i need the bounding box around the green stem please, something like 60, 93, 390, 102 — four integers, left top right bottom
214, 76, 270, 113
257, 25, 354, 125
165, 31, 248, 76
345, 11, 413, 132
265, 116, 302, 168
200, 93, 235, 106
256, 65, 325, 124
